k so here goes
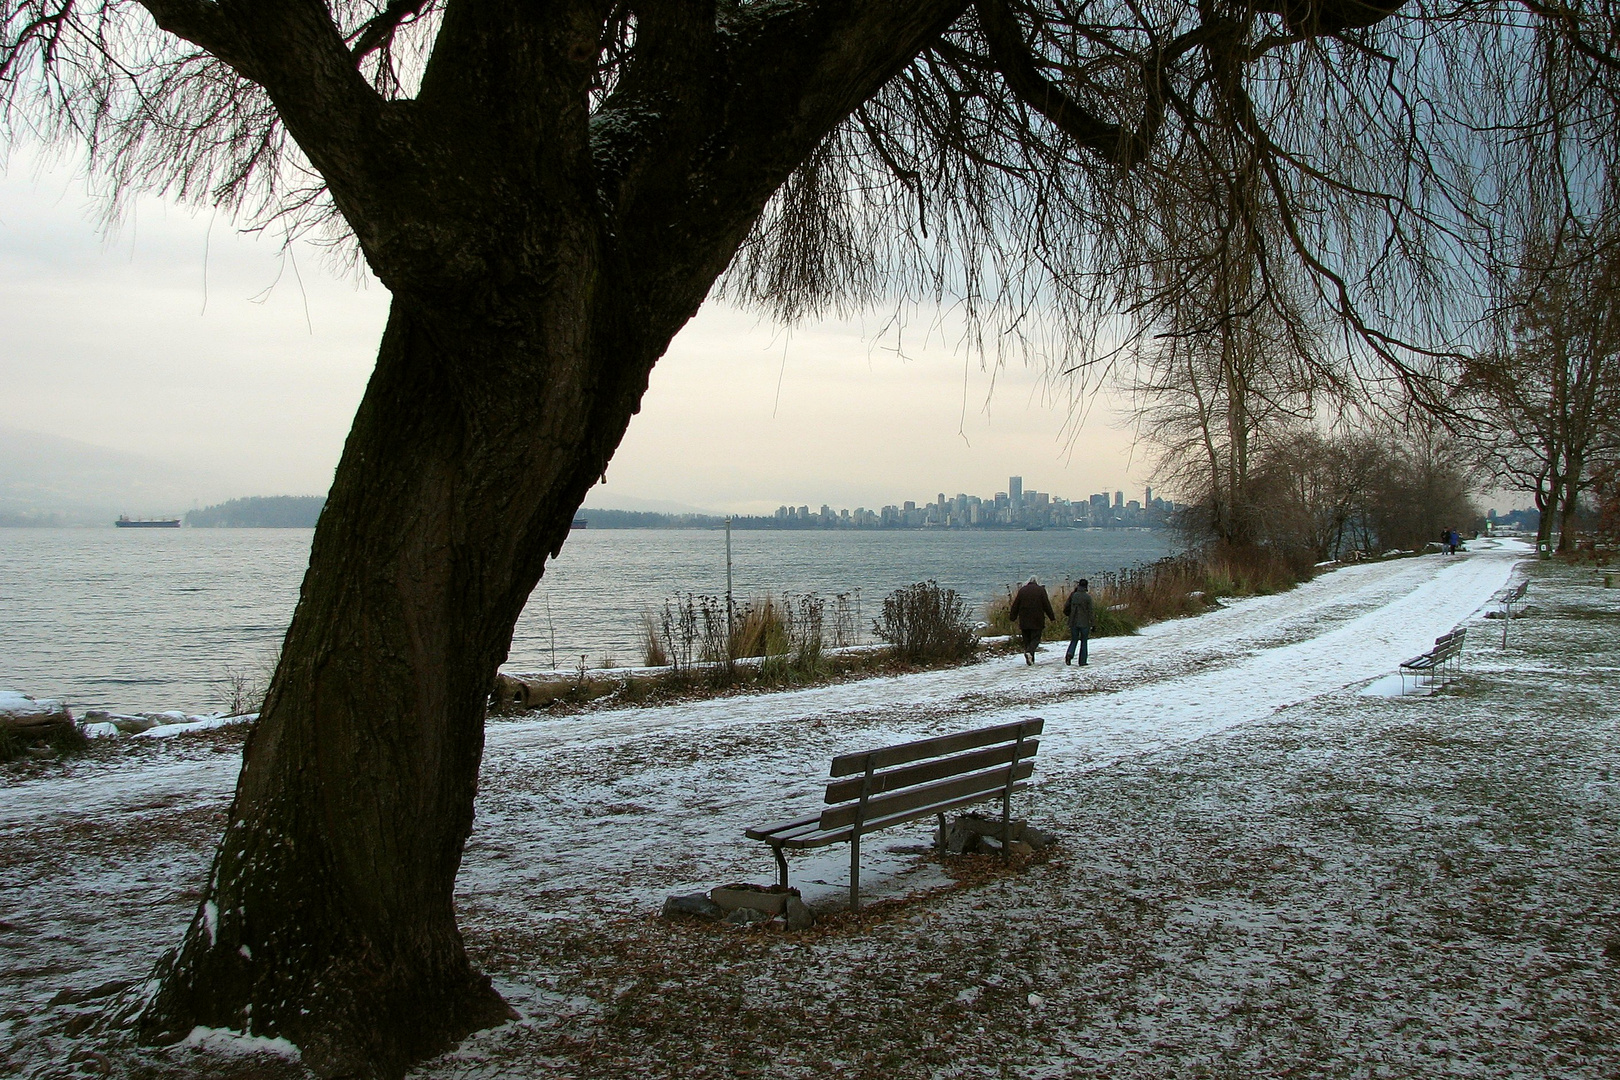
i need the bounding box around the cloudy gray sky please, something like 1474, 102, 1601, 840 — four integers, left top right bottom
0, 150, 1149, 516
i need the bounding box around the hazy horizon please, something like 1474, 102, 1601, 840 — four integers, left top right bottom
0, 149, 1164, 521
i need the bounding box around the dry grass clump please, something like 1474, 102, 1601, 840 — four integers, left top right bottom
492, 585, 981, 717
986, 542, 1317, 642
643, 592, 849, 675
0, 718, 88, 764
1197, 540, 1316, 597
984, 584, 1140, 641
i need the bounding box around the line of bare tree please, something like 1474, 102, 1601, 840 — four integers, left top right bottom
1119, 0, 1620, 560
1458, 229, 1620, 552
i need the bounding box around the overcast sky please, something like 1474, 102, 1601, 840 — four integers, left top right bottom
0, 151, 1152, 516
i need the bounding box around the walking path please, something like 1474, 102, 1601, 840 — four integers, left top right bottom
463, 541, 1523, 910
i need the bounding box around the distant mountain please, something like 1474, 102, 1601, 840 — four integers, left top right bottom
0, 424, 230, 525
583, 491, 721, 516
187, 496, 325, 528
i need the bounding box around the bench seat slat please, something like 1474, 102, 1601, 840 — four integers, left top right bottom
818, 761, 1036, 831
823, 739, 1040, 804
829, 718, 1043, 776
744, 813, 823, 843
768, 782, 1034, 849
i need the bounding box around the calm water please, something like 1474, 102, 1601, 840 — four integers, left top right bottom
0, 527, 1174, 714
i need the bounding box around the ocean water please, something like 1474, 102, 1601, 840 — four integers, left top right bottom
0, 527, 1175, 714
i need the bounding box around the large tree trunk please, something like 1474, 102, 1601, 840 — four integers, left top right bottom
1534, 467, 1558, 555
137, 289, 648, 1077
120, 1, 973, 1071
1557, 452, 1584, 552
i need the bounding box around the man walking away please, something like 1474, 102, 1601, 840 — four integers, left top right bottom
1065, 579, 1094, 666
1009, 576, 1055, 666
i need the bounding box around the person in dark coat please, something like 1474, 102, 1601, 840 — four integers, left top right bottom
1064, 578, 1094, 666
1009, 576, 1055, 665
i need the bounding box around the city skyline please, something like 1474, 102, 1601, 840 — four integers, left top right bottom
759, 474, 1176, 528
583, 475, 1180, 530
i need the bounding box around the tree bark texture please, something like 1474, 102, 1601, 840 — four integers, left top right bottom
135, 1, 969, 1075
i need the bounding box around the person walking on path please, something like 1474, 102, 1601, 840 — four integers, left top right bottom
1065, 579, 1094, 666
1009, 576, 1055, 666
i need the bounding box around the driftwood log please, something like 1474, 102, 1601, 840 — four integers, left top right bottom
490, 674, 552, 712
0, 697, 75, 742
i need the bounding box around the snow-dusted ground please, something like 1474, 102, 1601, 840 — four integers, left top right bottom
7, 539, 1619, 1078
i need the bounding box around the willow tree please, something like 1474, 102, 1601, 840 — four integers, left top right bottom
3, 0, 1616, 1074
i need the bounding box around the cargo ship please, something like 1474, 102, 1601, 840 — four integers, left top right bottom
115, 516, 181, 528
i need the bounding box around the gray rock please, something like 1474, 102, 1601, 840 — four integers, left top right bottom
721, 906, 773, 926
937, 819, 979, 854
661, 892, 725, 921
784, 896, 815, 931
1022, 826, 1055, 849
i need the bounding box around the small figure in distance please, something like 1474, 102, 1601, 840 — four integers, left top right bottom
1010, 576, 1055, 666
1445, 527, 1459, 555
1065, 578, 1093, 666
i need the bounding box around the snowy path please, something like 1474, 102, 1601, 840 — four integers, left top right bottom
459, 542, 1524, 911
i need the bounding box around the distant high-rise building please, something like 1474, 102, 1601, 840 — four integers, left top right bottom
1009, 476, 1023, 509
1146, 484, 1153, 505
1114, 491, 1124, 509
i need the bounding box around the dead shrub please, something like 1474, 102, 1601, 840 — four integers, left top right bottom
874, 581, 976, 662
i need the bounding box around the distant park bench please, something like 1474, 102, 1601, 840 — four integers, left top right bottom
745, 719, 1042, 910
1494, 580, 1529, 645
1399, 629, 1466, 692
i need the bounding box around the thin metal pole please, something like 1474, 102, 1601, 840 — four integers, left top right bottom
725, 516, 734, 642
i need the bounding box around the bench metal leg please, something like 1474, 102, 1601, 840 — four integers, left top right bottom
1001, 786, 1013, 864
771, 843, 789, 888
849, 833, 861, 911
936, 812, 947, 849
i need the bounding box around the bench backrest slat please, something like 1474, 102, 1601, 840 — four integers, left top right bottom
818, 760, 1037, 832
829, 718, 1044, 776
824, 739, 1040, 804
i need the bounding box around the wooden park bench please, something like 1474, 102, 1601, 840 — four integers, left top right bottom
745, 719, 1042, 910
1399, 628, 1466, 692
